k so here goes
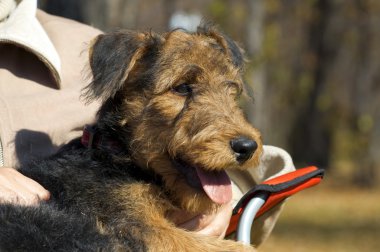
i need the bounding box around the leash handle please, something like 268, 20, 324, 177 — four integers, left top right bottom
227, 166, 324, 239
236, 191, 269, 244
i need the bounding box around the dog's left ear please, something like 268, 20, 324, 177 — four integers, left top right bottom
222, 35, 245, 69
197, 24, 245, 70
84, 30, 163, 101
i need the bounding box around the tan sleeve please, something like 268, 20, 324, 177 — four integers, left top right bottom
0, 10, 102, 167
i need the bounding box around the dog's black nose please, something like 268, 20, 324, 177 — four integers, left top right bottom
230, 137, 257, 163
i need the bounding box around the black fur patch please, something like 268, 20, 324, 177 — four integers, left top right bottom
0, 204, 113, 251
84, 31, 163, 102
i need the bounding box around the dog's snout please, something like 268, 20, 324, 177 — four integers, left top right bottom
230, 137, 257, 163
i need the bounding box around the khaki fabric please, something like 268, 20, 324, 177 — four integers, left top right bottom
0, 0, 296, 247
0, 0, 61, 86
0, 0, 101, 167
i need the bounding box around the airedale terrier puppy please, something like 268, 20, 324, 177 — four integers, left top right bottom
0, 24, 262, 251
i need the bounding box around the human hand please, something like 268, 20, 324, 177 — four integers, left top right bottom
170, 202, 233, 238
0, 167, 50, 205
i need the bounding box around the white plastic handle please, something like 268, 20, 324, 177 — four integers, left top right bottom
236, 192, 269, 245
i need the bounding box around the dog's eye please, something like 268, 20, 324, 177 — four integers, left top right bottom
172, 83, 192, 96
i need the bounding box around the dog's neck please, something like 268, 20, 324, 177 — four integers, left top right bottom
81, 125, 123, 152
80, 124, 166, 187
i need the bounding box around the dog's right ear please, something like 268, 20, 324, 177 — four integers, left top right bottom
84, 31, 163, 102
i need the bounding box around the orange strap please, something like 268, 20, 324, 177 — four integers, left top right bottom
226, 166, 324, 236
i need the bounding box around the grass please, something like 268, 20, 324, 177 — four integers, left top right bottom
259, 179, 380, 252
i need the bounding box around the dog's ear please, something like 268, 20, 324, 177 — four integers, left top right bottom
84, 31, 163, 101
221, 35, 245, 69
197, 24, 245, 70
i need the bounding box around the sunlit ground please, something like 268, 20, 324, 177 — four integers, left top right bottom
260, 179, 380, 252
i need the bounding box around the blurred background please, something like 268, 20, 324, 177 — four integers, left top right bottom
38, 0, 380, 251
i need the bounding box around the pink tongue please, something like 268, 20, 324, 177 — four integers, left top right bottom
195, 167, 232, 204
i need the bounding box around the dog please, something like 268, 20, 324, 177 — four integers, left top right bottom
0, 24, 262, 251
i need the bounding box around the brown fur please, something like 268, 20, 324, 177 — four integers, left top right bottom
2, 25, 262, 251
99, 30, 259, 205
85, 25, 263, 250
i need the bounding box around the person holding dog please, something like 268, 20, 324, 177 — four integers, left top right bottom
0, 0, 294, 247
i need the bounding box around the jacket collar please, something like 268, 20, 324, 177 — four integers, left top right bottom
0, 0, 61, 88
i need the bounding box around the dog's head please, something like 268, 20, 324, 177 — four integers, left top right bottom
84, 25, 262, 213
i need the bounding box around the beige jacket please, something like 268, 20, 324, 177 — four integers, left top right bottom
0, 0, 295, 248
0, 0, 101, 167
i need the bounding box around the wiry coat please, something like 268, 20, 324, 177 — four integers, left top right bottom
0, 25, 261, 251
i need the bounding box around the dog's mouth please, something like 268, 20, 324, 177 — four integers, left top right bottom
172, 159, 232, 205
